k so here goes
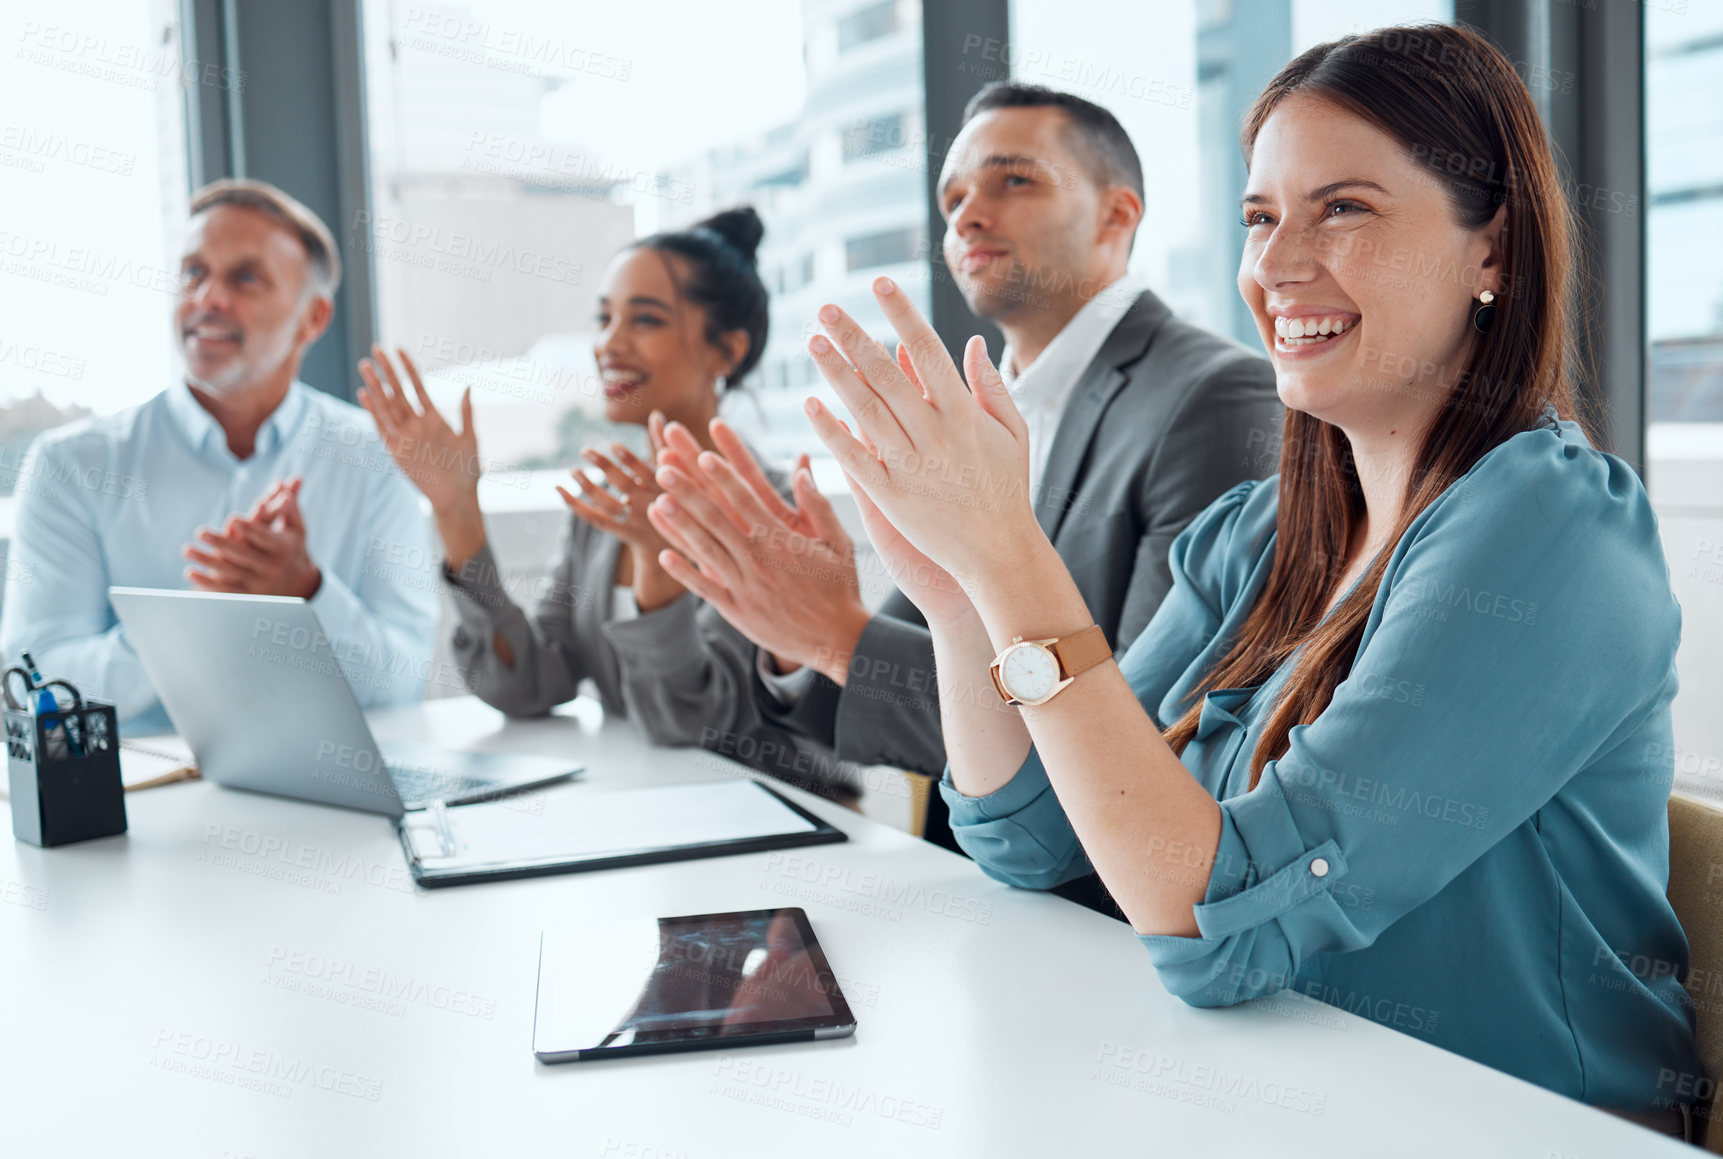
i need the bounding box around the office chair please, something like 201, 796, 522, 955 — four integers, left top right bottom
1667, 791, 1723, 1152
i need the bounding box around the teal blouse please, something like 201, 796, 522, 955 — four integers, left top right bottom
942, 405, 1701, 1114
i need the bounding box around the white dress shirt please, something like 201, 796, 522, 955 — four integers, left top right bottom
0, 381, 440, 731
610, 583, 639, 622
758, 274, 1141, 700
1002, 273, 1141, 493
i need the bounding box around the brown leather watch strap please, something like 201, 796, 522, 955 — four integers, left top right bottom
1051, 624, 1111, 679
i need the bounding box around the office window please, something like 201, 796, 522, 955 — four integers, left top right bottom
363, 0, 927, 469
1645, 3, 1723, 798
845, 226, 925, 273
780, 251, 816, 293
0, 0, 190, 492
837, 2, 901, 53
1647, 7, 1723, 424
843, 112, 909, 162
755, 152, 811, 188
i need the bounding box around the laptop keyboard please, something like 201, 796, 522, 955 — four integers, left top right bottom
388, 764, 498, 807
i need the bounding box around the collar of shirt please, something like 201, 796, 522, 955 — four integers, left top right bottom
999, 273, 1142, 407
162, 379, 311, 461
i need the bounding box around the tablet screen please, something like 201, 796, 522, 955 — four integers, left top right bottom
534, 908, 855, 1061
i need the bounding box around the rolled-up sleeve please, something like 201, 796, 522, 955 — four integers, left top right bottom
1138, 778, 1355, 1004
940, 749, 1092, 889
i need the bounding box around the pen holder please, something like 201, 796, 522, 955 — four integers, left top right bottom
6, 699, 126, 847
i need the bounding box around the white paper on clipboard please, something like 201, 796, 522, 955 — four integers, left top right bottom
402, 778, 820, 873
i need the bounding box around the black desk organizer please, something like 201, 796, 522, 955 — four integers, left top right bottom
5, 696, 126, 847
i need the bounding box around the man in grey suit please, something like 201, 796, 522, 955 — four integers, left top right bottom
650, 83, 1281, 852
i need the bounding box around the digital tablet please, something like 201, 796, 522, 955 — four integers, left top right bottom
533, 907, 857, 1063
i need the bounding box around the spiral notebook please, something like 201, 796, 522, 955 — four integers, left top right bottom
396, 777, 846, 887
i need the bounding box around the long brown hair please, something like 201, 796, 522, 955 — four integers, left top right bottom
1163, 23, 1594, 786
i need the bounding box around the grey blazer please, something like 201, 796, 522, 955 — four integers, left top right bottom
762, 288, 1284, 776
444, 460, 863, 798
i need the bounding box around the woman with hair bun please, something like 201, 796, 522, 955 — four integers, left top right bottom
358, 209, 852, 794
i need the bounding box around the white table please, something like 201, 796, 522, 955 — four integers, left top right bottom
0, 697, 1688, 1157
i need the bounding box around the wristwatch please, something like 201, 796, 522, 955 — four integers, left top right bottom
989, 625, 1111, 706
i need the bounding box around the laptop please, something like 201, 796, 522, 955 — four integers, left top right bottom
109, 587, 581, 816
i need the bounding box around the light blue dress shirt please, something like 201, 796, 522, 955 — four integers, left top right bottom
942, 405, 1702, 1115
0, 381, 439, 732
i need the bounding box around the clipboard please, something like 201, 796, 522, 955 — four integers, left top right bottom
396, 777, 847, 888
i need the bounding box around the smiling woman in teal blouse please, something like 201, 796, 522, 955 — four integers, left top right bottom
945, 416, 1700, 1118
783, 21, 1701, 1142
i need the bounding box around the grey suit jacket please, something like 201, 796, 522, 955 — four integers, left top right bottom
763, 288, 1283, 775
444, 460, 863, 798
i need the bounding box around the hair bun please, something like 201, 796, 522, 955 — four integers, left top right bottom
697, 206, 765, 265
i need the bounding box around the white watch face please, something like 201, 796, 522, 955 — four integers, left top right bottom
1001, 643, 1060, 703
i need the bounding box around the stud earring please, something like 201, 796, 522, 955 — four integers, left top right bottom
1472, 290, 1497, 335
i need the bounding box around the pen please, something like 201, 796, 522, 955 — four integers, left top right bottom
19, 651, 51, 715
19, 653, 83, 759
19, 651, 66, 759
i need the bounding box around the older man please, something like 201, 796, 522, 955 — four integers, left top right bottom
0, 179, 437, 730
